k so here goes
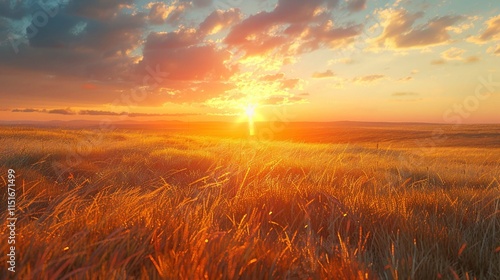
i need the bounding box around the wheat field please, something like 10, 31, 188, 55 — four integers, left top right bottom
1, 124, 499, 279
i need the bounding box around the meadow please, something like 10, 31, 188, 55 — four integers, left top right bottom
0, 123, 499, 279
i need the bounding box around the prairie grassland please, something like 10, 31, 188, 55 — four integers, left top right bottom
0, 125, 499, 279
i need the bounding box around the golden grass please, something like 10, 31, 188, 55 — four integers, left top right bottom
0, 126, 499, 279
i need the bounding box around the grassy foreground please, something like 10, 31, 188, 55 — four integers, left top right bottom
1, 126, 499, 279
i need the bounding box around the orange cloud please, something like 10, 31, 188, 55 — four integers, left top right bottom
147, 2, 190, 25
398, 76, 413, 82
469, 15, 500, 44
352, 74, 385, 83
225, 0, 362, 57
199, 9, 242, 35
432, 47, 480, 64
486, 45, 500, 55
464, 56, 480, 64
392, 92, 419, 97
260, 73, 285, 82
261, 95, 308, 106
431, 59, 446, 65
281, 78, 300, 89
140, 28, 234, 81
441, 47, 465, 60
372, 9, 463, 50
312, 70, 335, 78
491, 45, 500, 55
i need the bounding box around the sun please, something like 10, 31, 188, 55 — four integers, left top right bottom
245, 104, 256, 118
245, 104, 257, 136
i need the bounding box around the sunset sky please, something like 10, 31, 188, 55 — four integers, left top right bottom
0, 0, 499, 123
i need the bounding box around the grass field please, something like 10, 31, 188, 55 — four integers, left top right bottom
1, 123, 499, 279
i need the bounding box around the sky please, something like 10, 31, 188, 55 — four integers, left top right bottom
0, 0, 499, 123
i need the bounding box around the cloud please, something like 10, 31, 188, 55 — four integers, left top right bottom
392, 92, 419, 97
0, 0, 358, 113
11, 108, 42, 113
256, 73, 303, 94
346, 0, 367, 13
260, 73, 285, 82
258, 73, 303, 90
147, 2, 190, 25
312, 70, 335, 78
202, 71, 305, 112
372, 8, 463, 50
79, 110, 199, 117
261, 95, 308, 106
66, 0, 135, 20
469, 15, 500, 44
0, 17, 9, 42
352, 74, 385, 83
391, 92, 422, 102
441, 47, 464, 60
464, 56, 480, 64
0, 5, 146, 84
143, 28, 200, 50
160, 81, 236, 103
435, 48, 479, 64
48, 108, 76, 115
281, 78, 300, 89
28, 13, 145, 53
0, 0, 29, 19
491, 45, 500, 55
12, 108, 75, 115
447, 17, 478, 34
139, 30, 234, 81
11, 108, 198, 117
1, 3, 243, 107
199, 8, 242, 35
431, 59, 446, 65
138, 21, 237, 94
398, 76, 413, 82
79, 110, 122, 116
486, 45, 500, 55
225, 0, 362, 57
296, 21, 362, 53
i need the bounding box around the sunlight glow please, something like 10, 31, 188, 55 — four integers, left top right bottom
245, 104, 256, 118
246, 104, 256, 136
